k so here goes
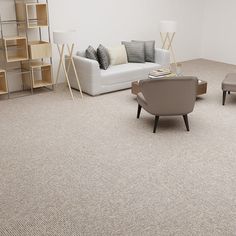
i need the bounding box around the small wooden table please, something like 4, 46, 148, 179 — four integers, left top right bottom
197, 80, 207, 96
131, 79, 207, 96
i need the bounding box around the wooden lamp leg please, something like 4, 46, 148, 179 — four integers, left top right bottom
55, 44, 64, 87
55, 43, 83, 100
167, 33, 177, 67
160, 32, 169, 49
67, 44, 83, 99
56, 44, 75, 100
66, 44, 74, 73
160, 32, 177, 68
61, 54, 75, 100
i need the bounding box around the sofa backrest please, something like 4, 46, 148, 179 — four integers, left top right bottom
76, 50, 86, 57
140, 76, 198, 116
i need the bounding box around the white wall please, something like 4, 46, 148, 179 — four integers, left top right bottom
49, 0, 204, 66
202, 0, 236, 65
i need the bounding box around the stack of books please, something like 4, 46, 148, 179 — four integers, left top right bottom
149, 69, 176, 79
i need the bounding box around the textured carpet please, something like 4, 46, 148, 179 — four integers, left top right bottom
1, 59, 236, 236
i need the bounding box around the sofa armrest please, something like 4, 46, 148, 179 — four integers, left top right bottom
155, 48, 170, 67
68, 55, 101, 96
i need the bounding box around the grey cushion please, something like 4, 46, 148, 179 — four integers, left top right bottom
97, 44, 110, 70
85, 46, 98, 61
122, 41, 145, 63
132, 40, 155, 62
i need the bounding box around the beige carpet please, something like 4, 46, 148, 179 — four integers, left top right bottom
1, 59, 236, 236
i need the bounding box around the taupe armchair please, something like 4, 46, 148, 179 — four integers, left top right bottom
137, 77, 198, 133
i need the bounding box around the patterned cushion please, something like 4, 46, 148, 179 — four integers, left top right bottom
85, 46, 98, 61
97, 44, 110, 70
132, 40, 155, 62
122, 41, 145, 63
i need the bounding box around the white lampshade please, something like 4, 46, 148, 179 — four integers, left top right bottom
160, 21, 177, 33
53, 30, 78, 44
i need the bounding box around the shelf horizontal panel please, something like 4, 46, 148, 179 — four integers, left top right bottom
22, 61, 51, 69
0, 90, 8, 95
7, 57, 29, 63
33, 80, 52, 88
0, 20, 27, 25
6, 68, 31, 74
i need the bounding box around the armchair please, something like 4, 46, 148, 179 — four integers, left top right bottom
137, 77, 198, 133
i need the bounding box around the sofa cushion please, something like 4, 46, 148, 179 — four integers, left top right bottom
85, 46, 98, 61
122, 41, 145, 63
108, 45, 128, 66
76, 50, 86, 57
132, 40, 155, 62
97, 44, 110, 70
100, 62, 161, 86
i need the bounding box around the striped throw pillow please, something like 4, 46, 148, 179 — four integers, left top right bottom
132, 40, 155, 62
122, 41, 145, 63
97, 44, 110, 70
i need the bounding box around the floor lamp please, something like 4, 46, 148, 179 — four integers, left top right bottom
53, 30, 83, 100
160, 20, 177, 68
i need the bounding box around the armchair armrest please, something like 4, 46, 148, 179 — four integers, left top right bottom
68, 55, 101, 96
155, 48, 170, 67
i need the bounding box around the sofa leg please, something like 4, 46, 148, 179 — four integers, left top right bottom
153, 116, 159, 133
183, 115, 190, 132
223, 91, 227, 105
137, 104, 142, 119
228, 91, 231, 95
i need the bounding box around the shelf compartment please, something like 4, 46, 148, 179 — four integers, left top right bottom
22, 61, 53, 89
0, 70, 8, 95
28, 40, 52, 59
4, 37, 29, 62
15, 2, 48, 28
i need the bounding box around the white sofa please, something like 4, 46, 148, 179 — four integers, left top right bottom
68, 48, 170, 96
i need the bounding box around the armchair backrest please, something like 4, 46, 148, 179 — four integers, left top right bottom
139, 76, 198, 116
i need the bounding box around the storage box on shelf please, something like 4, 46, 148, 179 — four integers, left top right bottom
0, 69, 8, 95
28, 40, 52, 59
22, 61, 52, 89
15, 2, 48, 28
3, 36, 29, 62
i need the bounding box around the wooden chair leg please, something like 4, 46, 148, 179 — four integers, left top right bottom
153, 116, 159, 133
137, 104, 142, 119
183, 114, 190, 132
223, 91, 227, 105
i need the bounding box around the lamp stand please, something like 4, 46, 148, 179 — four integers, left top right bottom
160, 32, 177, 68
55, 43, 83, 100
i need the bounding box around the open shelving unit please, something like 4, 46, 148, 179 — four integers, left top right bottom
0, 0, 53, 99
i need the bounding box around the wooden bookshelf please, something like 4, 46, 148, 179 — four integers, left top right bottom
0, 0, 53, 98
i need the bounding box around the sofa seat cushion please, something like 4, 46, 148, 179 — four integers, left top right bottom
140, 62, 161, 74
101, 62, 161, 86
